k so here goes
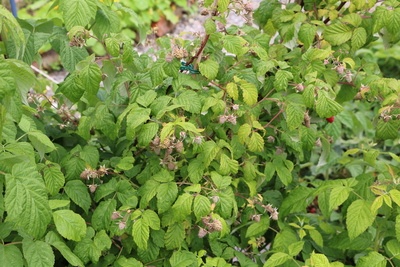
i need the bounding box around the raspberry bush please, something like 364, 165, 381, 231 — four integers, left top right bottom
1, 0, 400, 266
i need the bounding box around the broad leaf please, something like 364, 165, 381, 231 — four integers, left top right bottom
346, 199, 375, 239
53, 210, 87, 241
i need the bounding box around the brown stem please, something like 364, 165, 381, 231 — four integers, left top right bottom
323, 1, 346, 24
263, 109, 284, 129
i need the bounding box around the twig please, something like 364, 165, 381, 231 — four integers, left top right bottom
30, 65, 61, 84
323, 1, 346, 24
263, 109, 284, 129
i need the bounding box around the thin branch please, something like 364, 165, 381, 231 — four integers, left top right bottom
323, 1, 346, 24
263, 109, 284, 129
30, 65, 61, 84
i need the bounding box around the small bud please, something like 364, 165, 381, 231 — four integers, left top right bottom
211, 196, 220, 203
295, 83, 304, 93
251, 214, 261, 222
232, 104, 240, 110
167, 162, 177, 171
267, 136, 275, 143
219, 115, 227, 124
335, 64, 345, 74
227, 114, 237, 125
198, 227, 208, 238
315, 138, 322, 147
118, 221, 126, 230
193, 136, 203, 144
382, 115, 391, 122
88, 184, 98, 193
210, 220, 222, 231
175, 141, 184, 153
111, 211, 121, 220
200, 9, 209, 16
180, 131, 187, 139
323, 59, 330, 65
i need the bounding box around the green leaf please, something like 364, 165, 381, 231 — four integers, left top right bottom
165, 223, 185, 250
157, 181, 178, 214
138, 122, 159, 146
174, 91, 202, 114
351, 27, 367, 51
0, 5, 25, 60
211, 171, 232, 189
139, 180, 160, 208
194, 195, 211, 221
60, 0, 97, 30
217, 0, 229, 12
238, 123, 252, 144
246, 217, 270, 238
356, 251, 386, 267
91, 199, 117, 231
396, 215, 400, 242
199, 59, 219, 80
169, 251, 197, 267
248, 132, 264, 152
58, 73, 85, 102
280, 187, 314, 217
386, 8, 400, 34
273, 157, 293, 185
310, 252, 330, 267
316, 91, 343, 118
49, 200, 70, 210
346, 199, 375, 239
22, 238, 55, 267
0, 244, 23, 267
132, 218, 150, 250
324, 23, 353, 45
329, 186, 351, 210
188, 158, 204, 183
385, 239, 400, 260
376, 120, 398, 140
45, 231, 84, 267
64, 180, 91, 214
204, 18, 216, 34
274, 70, 293, 91
60, 43, 89, 73
288, 241, 305, 257
172, 193, 193, 222
28, 130, 56, 156
263, 252, 291, 267
299, 23, 317, 49
42, 163, 65, 196
115, 257, 144, 267
53, 210, 87, 241
240, 80, 258, 106
309, 229, 324, 247
5, 162, 51, 238
226, 82, 239, 100
223, 35, 247, 56
286, 103, 305, 131
77, 60, 102, 95
92, 4, 120, 38
389, 189, 400, 207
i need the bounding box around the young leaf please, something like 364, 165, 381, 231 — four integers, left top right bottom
274, 70, 293, 91
42, 163, 65, 196
316, 91, 343, 118
53, 210, 87, 241
310, 252, 330, 267
199, 59, 219, 80
298, 23, 317, 49
248, 132, 264, 152
263, 252, 291, 267
346, 199, 375, 239
194, 195, 211, 221
226, 82, 239, 100
157, 182, 178, 214
246, 217, 270, 238
286, 103, 305, 131
132, 218, 150, 250
223, 35, 247, 56
60, 0, 97, 30
329, 186, 351, 210
142, 210, 161, 230
351, 27, 367, 51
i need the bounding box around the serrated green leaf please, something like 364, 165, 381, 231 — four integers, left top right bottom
58, 73, 85, 102
188, 158, 204, 183
246, 217, 270, 238
217, 0, 229, 12
316, 90, 343, 118
223, 35, 247, 56
288, 241, 305, 257
157, 182, 178, 214
169, 251, 197, 267
92, 4, 120, 38
172, 193, 193, 222
0, 244, 23, 267
28, 130, 56, 156
376, 120, 398, 140
248, 132, 264, 153
5, 162, 51, 238
42, 163, 65, 196
53, 210, 87, 241
389, 189, 400, 207
165, 223, 185, 250
174, 91, 202, 114
309, 229, 323, 247
386, 8, 400, 34
49, 200, 70, 210
204, 18, 216, 34
139, 180, 160, 208
240, 80, 258, 106
142, 210, 160, 230
22, 238, 55, 267
194, 195, 211, 221
60, 0, 97, 30
211, 171, 232, 189
138, 122, 159, 146
351, 27, 367, 51
273, 157, 292, 185
286, 103, 305, 131
64, 180, 91, 214
263, 252, 291, 267
132, 218, 150, 250
91, 199, 117, 231
45, 231, 84, 267
0, 5, 26, 60
346, 199, 375, 239
238, 123, 252, 144
199, 59, 219, 80
226, 82, 239, 100
299, 23, 317, 49
105, 37, 120, 57
310, 252, 330, 267
115, 257, 144, 267
324, 23, 353, 45
274, 70, 293, 91
77, 61, 101, 95
80, 145, 99, 168
356, 251, 386, 267
60, 43, 89, 73
329, 186, 351, 210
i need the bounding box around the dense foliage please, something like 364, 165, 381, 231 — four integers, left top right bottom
1, 0, 400, 266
